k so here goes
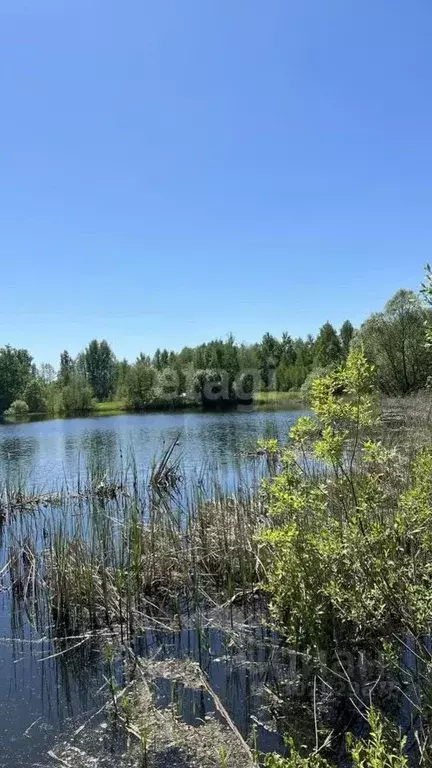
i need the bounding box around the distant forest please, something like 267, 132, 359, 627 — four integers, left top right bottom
1, 288, 430, 417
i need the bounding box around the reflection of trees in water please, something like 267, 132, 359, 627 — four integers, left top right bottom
83, 429, 118, 479
0, 435, 39, 487
195, 413, 285, 470
63, 429, 119, 484
63, 433, 83, 480
55, 637, 108, 719
0, 410, 304, 494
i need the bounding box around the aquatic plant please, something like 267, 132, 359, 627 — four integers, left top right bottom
3, 374, 432, 765
3, 443, 266, 639
264, 708, 407, 768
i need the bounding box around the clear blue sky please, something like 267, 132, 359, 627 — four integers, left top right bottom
1, 1, 430, 366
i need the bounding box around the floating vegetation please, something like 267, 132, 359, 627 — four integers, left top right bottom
0, 483, 130, 520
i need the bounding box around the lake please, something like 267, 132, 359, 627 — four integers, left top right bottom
0, 407, 308, 489
0, 407, 307, 767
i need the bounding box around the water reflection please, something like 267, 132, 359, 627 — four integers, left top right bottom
0, 594, 107, 766
133, 621, 288, 755
0, 408, 308, 765
0, 435, 39, 488
0, 409, 307, 490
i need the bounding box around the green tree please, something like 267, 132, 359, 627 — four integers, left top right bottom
82, 339, 117, 401
153, 348, 162, 370
23, 378, 48, 413
124, 359, 156, 409
237, 343, 259, 372
276, 333, 296, 391
0, 345, 33, 413
115, 358, 130, 399
285, 337, 314, 389
160, 349, 170, 368
191, 336, 240, 405
358, 289, 430, 394
59, 350, 74, 386
223, 334, 240, 395
4, 400, 29, 418
339, 319, 354, 358
38, 362, 57, 384
177, 346, 195, 366
60, 375, 94, 415
313, 322, 342, 368
258, 333, 281, 391
280, 332, 295, 363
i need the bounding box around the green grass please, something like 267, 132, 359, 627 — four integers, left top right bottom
91, 400, 128, 414
4, 442, 264, 636
91, 393, 305, 416
254, 390, 304, 408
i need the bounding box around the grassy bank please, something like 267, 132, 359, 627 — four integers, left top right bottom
90, 396, 199, 415
91, 399, 129, 414
253, 390, 304, 408
89, 392, 305, 417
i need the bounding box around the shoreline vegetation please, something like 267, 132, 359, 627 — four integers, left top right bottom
3, 353, 432, 767
2, 269, 432, 767
90, 389, 305, 416
1, 284, 431, 422
1, 389, 306, 423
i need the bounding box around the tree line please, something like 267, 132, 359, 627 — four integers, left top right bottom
1, 287, 430, 417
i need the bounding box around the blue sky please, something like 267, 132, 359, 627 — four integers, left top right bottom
0, 1, 430, 365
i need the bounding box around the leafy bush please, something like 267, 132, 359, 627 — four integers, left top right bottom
299, 366, 330, 400
260, 348, 432, 645
356, 289, 431, 394
347, 708, 407, 768
58, 375, 94, 415
4, 399, 29, 417
264, 708, 407, 768
0, 346, 33, 413
124, 363, 156, 409
22, 378, 47, 413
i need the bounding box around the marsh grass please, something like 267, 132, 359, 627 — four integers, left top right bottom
4, 391, 432, 767
91, 400, 129, 414
2, 441, 267, 640
254, 391, 304, 409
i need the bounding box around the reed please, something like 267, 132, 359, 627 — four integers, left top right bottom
2, 441, 267, 639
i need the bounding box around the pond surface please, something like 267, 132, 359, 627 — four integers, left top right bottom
0, 407, 307, 767
0, 407, 308, 490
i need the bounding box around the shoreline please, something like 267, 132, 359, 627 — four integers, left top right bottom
1, 391, 305, 423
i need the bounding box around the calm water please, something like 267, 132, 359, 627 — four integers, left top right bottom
0, 408, 306, 767
0, 408, 308, 490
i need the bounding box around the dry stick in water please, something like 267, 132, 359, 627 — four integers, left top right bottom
72, 679, 136, 737
129, 648, 255, 763
47, 752, 70, 767
196, 667, 255, 764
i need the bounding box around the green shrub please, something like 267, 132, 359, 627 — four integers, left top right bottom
347, 708, 407, 768
124, 363, 156, 409
264, 708, 407, 768
22, 378, 47, 413
299, 366, 331, 401
59, 375, 94, 415
4, 399, 29, 417
260, 348, 432, 645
